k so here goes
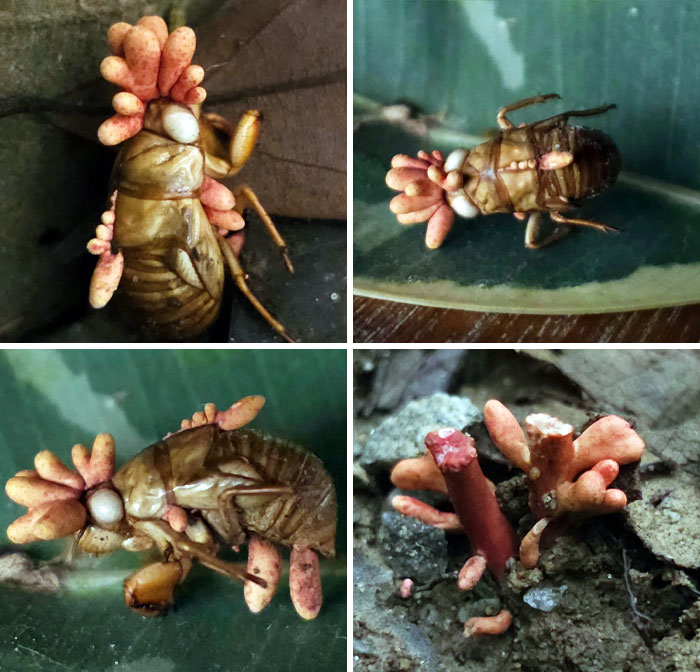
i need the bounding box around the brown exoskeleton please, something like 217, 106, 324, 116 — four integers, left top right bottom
5, 397, 336, 619
87, 16, 294, 341
386, 94, 621, 249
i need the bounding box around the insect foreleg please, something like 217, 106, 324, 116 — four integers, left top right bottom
216, 233, 294, 343
123, 558, 187, 617
497, 93, 560, 129
202, 110, 261, 177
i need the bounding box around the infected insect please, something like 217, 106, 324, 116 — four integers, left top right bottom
386, 94, 621, 249
5, 396, 337, 619
87, 16, 294, 341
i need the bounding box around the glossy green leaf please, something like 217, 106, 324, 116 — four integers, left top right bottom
354, 0, 700, 313
0, 350, 346, 671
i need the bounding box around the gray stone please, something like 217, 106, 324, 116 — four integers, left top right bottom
378, 508, 448, 584
360, 393, 482, 472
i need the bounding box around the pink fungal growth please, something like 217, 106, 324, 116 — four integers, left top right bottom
399, 578, 414, 599
484, 400, 645, 568
385, 151, 456, 249
5, 435, 116, 543
391, 427, 516, 636
98, 16, 207, 146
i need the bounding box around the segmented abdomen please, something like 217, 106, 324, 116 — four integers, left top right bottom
531, 125, 621, 208
119, 238, 221, 340
465, 124, 620, 214
208, 429, 337, 557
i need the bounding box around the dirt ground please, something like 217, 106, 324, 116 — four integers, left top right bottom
353, 350, 700, 672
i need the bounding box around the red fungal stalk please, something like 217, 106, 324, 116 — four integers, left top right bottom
424, 428, 516, 579
484, 400, 645, 568
391, 426, 519, 637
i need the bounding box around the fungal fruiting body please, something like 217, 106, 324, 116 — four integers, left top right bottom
484, 400, 644, 569
88, 16, 294, 342
391, 427, 516, 637
386, 93, 620, 249
390, 400, 645, 637
5, 397, 336, 619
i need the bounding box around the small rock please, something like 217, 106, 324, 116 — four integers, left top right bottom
378, 509, 448, 583
523, 585, 568, 612
360, 393, 482, 472
626, 474, 700, 569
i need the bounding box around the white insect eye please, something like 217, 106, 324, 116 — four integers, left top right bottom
444, 148, 469, 173
448, 193, 480, 219
162, 104, 200, 144
87, 489, 124, 526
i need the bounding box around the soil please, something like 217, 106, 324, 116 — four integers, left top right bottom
353, 350, 700, 672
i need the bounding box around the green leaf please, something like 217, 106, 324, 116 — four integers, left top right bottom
354, 0, 700, 313
0, 350, 346, 671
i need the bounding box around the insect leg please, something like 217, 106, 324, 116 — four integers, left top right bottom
497, 93, 560, 129
549, 211, 619, 234
524, 212, 569, 249
216, 233, 294, 343
531, 103, 617, 129
123, 558, 187, 617
203, 110, 261, 177
233, 184, 294, 274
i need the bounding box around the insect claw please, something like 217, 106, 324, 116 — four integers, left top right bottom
281, 249, 295, 275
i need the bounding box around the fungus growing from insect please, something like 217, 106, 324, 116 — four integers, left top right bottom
484, 400, 645, 568
88, 16, 295, 342
386, 94, 620, 249
6, 397, 336, 620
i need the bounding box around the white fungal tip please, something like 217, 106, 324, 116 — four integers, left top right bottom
448, 193, 480, 218
162, 104, 199, 144
88, 489, 124, 526
437, 428, 456, 438
444, 148, 469, 173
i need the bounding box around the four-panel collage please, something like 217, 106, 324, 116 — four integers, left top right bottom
1, 1, 699, 672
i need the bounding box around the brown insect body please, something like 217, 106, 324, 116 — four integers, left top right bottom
6, 397, 335, 618
111, 425, 336, 557
463, 124, 621, 216
111, 104, 225, 340
89, 17, 295, 342
387, 94, 621, 249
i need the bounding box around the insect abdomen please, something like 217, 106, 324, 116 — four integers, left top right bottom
122, 426, 337, 557
211, 429, 337, 557
465, 125, 620, 214
112, 132, 225, 339
529, 125, 620, 208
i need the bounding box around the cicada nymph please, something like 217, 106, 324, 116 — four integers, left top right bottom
87, 16, 294, 341
5, 397, 337, 619
386, 94, 621, 249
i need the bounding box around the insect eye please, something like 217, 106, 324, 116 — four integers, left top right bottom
443, 148, 469, 173
162, 104, 200, 144
87, 489, 124, 526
